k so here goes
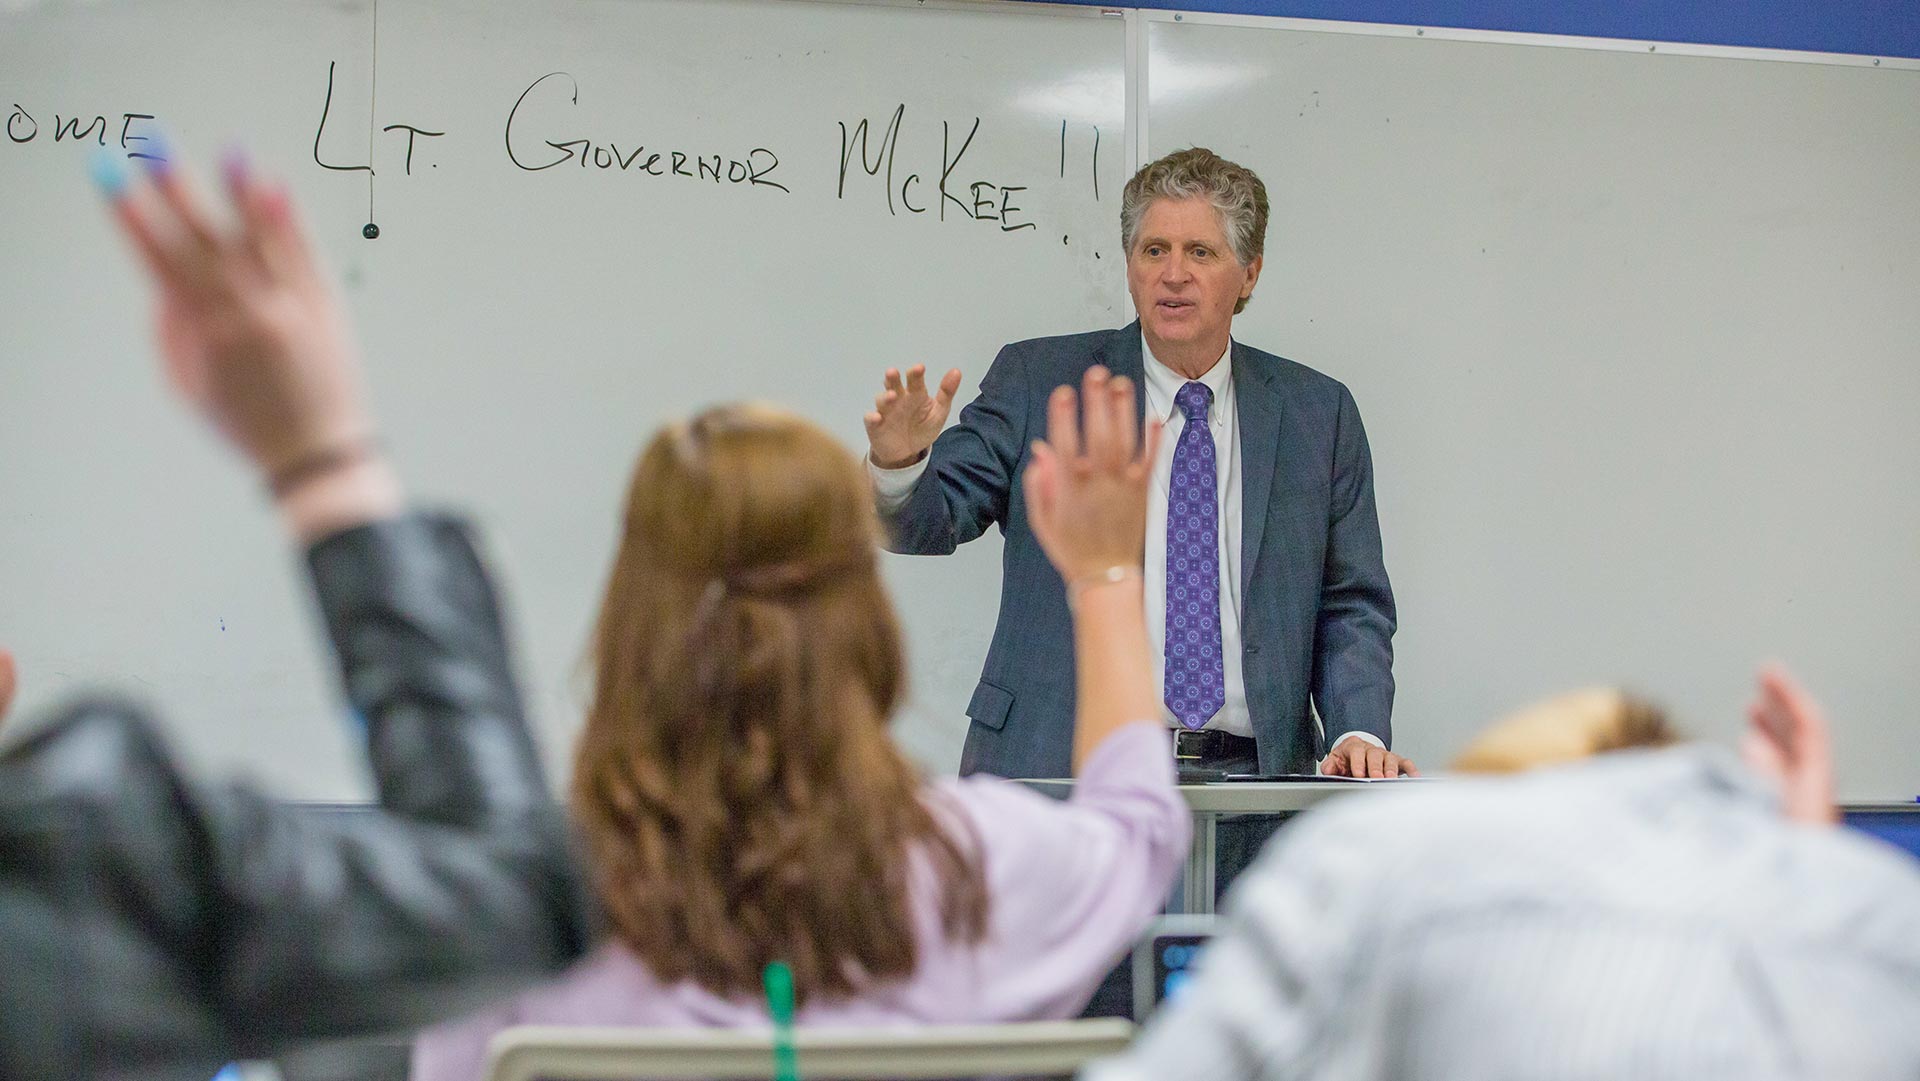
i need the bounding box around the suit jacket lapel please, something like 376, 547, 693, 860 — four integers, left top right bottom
1096, 322, 1148, 429
1235, 341, 1282, 598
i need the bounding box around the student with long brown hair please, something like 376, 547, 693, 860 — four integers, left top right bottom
413, 371, 1190, 1080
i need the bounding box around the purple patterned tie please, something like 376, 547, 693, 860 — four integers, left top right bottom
1166, 381, 1225, 730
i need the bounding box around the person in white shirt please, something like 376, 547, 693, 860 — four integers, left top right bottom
1085, 667, 1920, 1081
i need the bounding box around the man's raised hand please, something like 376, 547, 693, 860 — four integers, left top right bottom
864, 364, 962, 469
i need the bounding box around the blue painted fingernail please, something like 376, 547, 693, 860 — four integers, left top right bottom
89, 147, 129, 198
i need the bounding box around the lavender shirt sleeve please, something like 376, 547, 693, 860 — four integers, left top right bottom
947, 721, 1192, 1019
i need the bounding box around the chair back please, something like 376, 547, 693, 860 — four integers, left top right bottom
483, 1019, 1134, 1081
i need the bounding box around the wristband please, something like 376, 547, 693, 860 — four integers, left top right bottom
267, 439, 379, 499
1067, 565, 1143, 601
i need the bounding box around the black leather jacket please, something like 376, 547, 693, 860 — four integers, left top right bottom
0, 514, 592, 1081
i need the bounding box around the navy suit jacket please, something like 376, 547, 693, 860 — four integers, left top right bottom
883, 323, 1395, 779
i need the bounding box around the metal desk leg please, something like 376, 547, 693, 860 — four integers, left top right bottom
1180, 810, 1218, 914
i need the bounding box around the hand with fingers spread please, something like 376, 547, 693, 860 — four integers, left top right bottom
1023, 366, 1161, 583
98, 148, 399, 539
1021, 366, 1163, 768
864, 364, 962, 470
1744, 665, 1839, 826
1320, 733, 1419, 779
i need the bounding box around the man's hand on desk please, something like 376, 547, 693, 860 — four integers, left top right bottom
1321, 734, 1419, 778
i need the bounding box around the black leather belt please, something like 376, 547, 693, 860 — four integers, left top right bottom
1173, 728, 1257, 763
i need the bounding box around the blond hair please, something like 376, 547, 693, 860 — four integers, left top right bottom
1452, 688, 1680, 774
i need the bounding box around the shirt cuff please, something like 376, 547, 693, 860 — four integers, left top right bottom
1328, 730, 1386, 752
865, 452, 929, 514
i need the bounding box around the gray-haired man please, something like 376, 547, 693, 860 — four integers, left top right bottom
860, 148, 1410, 809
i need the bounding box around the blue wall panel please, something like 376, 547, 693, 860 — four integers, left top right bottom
1847, 811, 1920, 862
1035, 2, 1920, 61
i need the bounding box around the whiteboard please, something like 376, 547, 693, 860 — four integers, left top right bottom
6, 0, 1916, 802
0, 0, 1129, 797
1147, 16, 1920, 797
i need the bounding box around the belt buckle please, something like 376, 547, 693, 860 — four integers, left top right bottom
1174, 728, 1208, 761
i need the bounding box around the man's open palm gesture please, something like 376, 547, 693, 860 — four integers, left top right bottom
864, 364, 962, 469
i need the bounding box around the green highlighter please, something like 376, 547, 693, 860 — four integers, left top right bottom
764, 961, 799, 1081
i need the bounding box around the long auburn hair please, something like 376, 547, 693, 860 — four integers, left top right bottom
572, 404, 988, 1005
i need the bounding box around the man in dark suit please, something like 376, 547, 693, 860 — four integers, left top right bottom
863, 147, 1414, 786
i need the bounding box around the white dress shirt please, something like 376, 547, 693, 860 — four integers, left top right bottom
1138, 339, 1250, 737
869, 334, 1382, 751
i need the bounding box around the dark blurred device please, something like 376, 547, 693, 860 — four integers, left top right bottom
1131, 915, 1216, 1021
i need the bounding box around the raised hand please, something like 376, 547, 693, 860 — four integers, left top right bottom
1021, 366, 1160, 586
102, 149, 371, 477
1744, 665, 1839, 826
864, 364, 962, 470
1023, 367, 1160, 769
0, 649, 15, 727
98, 146, 399, 539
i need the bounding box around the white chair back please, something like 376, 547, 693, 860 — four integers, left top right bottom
483, 1019, 1134, 1081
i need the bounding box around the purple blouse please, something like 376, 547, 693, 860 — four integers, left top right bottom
411, 721, 1189, 1081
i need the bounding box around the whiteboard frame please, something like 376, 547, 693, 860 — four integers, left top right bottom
772, 0, 1152, 171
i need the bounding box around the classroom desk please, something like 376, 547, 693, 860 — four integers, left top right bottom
1017, 779, 1386, 913
1016, 781, 1920, 915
